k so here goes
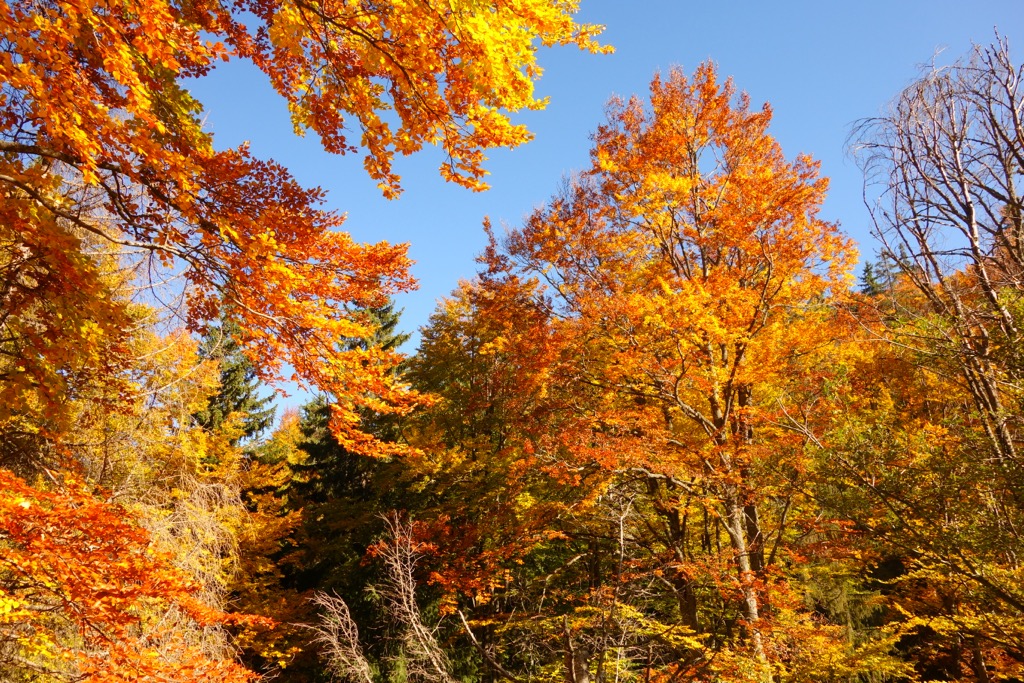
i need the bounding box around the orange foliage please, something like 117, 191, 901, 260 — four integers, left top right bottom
0, 469, 269, 682
0, 0, 611, 677
491, 62, 856, 484
413, 64, 862, 680
0, 0, 606, 451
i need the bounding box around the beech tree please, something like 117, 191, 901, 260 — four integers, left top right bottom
0, 0, 607, 452
1, 6, 609, 674
405, 65, 897, 683
498, 63, 856, 681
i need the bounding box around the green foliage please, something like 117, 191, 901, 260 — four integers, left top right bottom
194, 317, 276, 446
858, 253, 901, 297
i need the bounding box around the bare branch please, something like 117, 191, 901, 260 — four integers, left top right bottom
309, 592, 375, 683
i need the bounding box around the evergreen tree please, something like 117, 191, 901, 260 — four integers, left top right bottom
297, 300, 411, 499
289, 301, 415, 679
859, 252, 901, 296
347, 300, 413, 353
859, 262, 881, 296
194, 317, 276, 445
291, 300, 412, 572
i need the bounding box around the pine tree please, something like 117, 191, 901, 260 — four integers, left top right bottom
298, 300, 411, 498
347, 300, 412, 353
859, 252, 901, 296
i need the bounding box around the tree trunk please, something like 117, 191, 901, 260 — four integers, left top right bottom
563, 617, 590, 683
744, 502, 765, 575
724, 488, 773, 683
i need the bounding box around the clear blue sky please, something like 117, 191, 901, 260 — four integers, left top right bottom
184, 0, 1021, 404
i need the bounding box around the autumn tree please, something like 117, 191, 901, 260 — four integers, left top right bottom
0, 0, 608, 453
0, 237, 286, 681
0, 468, 269, 683
2, 1, 611, 679
520, 63, 856, 680
854, 35, 1024, 466
407, 64, 891, 682
229, 409, 315, 678
0, 224, 136, 473
37, 302, 293, 677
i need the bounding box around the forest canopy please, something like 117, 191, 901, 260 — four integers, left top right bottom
1, 2, 1022, 682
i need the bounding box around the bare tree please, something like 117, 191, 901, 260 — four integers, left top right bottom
311, 513, 455, 683
310, 592, 376, 683
377, 514, 457, 683
853, 34, 1024, 466
851, 34, 1024, 672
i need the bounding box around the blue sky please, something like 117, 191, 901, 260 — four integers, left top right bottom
184, 0, 1021, 403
